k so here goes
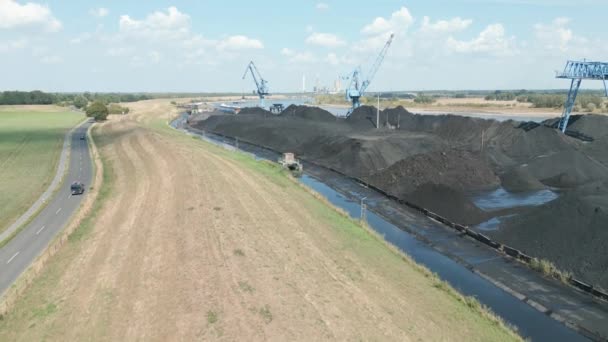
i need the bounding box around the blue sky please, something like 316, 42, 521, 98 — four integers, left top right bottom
0, 0, 607, 92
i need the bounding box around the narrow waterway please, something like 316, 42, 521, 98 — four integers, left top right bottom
171, 114, 587, 341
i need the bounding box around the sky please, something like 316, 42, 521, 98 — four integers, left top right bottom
0, 0, 607, 93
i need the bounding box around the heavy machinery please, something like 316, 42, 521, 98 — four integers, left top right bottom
278, 152, 302, 175
344, 33, 394, 116
556, 60, 608, 132
242, 61, 269, 108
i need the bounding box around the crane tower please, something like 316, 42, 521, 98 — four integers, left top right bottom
344, 33, 394, 116
242, 61, 270, 108
556, 60, 608, 132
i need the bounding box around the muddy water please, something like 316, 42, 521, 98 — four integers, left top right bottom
171, 114, 587, 341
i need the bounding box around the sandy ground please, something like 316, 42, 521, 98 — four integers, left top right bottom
0, 100, 517, 341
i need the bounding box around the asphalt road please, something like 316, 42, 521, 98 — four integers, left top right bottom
0, 120, 93, 296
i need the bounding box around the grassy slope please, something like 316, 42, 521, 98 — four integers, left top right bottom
0, 114, 520, 341
0, 109, 83, 234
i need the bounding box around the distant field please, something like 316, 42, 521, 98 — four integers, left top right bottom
0, 107, 83, 235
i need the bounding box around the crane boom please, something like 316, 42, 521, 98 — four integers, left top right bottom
345, 33, 394, 115
361, 33, 394, 94
242, 61, 269, 107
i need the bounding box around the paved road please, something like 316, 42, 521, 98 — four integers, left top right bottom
0, 120, 93, 296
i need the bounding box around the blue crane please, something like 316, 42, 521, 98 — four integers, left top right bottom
344, 33, 394, 116
556, 60, 608, 132
242, 61, 269, 108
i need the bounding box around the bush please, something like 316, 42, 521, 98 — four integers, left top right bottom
527, 94, 566, 108
577, 95, 603, 108
586, 103, 597, 112
107, 103, 129, 115
414, 95, 436, 104
86, 101, 109, 121
485, 91, 516, 101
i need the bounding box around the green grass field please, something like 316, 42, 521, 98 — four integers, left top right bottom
0, 107, 83, 235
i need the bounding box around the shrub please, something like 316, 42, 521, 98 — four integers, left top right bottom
414, 95, 436, 104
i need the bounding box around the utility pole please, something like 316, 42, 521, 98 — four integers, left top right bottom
376, 94, 380, 129
360, 197, 367, 221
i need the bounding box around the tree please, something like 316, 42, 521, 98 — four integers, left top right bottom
86, 101, 109, 121
73, 95, 88, 109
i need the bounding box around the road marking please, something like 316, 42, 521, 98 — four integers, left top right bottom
68, 194, 72, 199
56, 208, 62, 215
36, 226, 46, 235
7, 252, 20, 264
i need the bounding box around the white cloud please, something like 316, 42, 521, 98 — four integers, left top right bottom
361, 7, 413, 35
217, 35, 263, 50
0, 38, 27, 52
104, 6, 265, 69
282, 48, 316, 63
446, 24, 517, 56
534, 17, 577, 52
118, 6, 190, 41
420, 16, 472, 34
316, 3, 329, 10
0, 0, 61, 32
90, 7, 109, 18
281, 47, 294, 56
305, 32, 345, 47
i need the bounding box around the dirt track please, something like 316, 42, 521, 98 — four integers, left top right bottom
0, 100, 517, 341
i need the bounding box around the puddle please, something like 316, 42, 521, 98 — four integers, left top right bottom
473, 187, 558, 211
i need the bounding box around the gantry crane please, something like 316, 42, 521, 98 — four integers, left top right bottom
344, 33, 394, 116
242, 61, 269, 108
556, 60, 608, 132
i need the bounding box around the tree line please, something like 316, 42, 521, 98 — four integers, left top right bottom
485, 90, 605, 111
0, 90, 150, 106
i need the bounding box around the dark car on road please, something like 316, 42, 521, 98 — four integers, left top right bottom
70, 181, 85, 195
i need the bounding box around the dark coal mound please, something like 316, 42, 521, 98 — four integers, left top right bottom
192, 105, 608, 287
403, 183, 490, 225
280, 105, 336, 122
500, 167, 546, 193
369, 149, 499, 194
346, 105, 414, 129
494, 184, 608, 289
567, 114, 608, 139
239, 107, 272, 115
